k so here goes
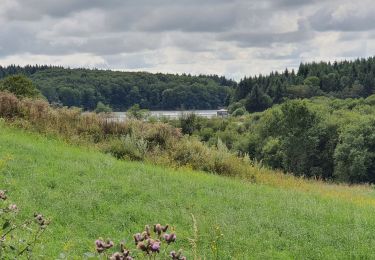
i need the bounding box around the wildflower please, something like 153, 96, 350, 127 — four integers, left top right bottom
109, 242, 133, 260
95, 239, 114, 253
150, 240, 161, 253
133, 233, 143, 245
34, 213, 49, 229
137, 241, 149, 254
144, 225, 151, 236
0, 190, 7, 200
163, 233, 176, 244
154, 223, 168, 236
170, 250, 187, 260
110, 252, 134, 260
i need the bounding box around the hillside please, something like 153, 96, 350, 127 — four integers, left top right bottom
0, 66, 235, 111
1, 125, 375, 258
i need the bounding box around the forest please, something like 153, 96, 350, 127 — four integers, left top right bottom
233, 57, 375, 112
0, 65, 235, 111
1, 57, 375, 113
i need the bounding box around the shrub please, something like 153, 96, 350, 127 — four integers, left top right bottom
106, 135, 148, 161
95, 101, 112, 113
127, 104, 150, 120
232, 107, 246, 117
169, 137, 213, 171
0, 92, 21, 119
0, 75, 41, 98
179, 113, 199, 135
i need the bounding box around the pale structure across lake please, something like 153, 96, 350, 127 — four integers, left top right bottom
110, 110, 228, 121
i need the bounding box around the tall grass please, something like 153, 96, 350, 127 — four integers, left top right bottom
0, 91, 255, 180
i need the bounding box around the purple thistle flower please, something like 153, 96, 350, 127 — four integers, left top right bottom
95, 239, 114, 253
170, 250, 187, 260
163, 233, 176, 244
133, 233, 143, 245
150, 240, 161, 253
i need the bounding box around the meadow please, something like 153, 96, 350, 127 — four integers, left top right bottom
1, 124, 375, 259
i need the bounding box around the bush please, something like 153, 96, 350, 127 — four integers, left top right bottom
127, 104, 150, 120
334, 119, 375, 183
0, 75, 41, 98
106, 135, 148, 161
232, 107, 246, 117
95, 101, 112, 113
0, 92, 21, 119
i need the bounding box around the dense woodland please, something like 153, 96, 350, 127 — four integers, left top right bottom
1, 57, 375, 112
234, 57, 375, 112
0, 65, 235, 111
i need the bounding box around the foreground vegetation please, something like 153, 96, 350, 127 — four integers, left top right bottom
0, 91, 255, 181
1, 125, 375, 258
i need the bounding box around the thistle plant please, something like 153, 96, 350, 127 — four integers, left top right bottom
0, 189, 49, 258
95, 224, 186, 259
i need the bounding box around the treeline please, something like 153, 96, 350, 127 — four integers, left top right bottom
0, 65, 235, 111
184, 96, 375, 183
233, 57, 375, 112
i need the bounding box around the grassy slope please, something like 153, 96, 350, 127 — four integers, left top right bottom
1, 125, 375, 259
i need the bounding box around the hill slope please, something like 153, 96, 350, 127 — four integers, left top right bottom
0, 66, 235, 111
0, 125, 375, 259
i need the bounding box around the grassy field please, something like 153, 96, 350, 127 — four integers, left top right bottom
1, 125, 375, 259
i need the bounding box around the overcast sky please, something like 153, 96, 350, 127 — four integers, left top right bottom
0, 0, 374, 80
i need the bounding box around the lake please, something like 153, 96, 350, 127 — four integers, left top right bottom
111, 110, 223, 120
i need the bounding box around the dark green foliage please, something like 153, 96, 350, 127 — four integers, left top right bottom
232, 107, 246, 117
127, 104, 149, 120
95, 102, 112, 113
191, 97, 375, 183
0, 75, 41, 98
334, 119, 375, 183
0, 66, 234, 111
245, 84, 272, 112
179, 113, 199, 135
235, 57, 375, 112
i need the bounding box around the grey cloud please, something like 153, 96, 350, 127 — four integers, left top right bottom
218, 20, 313, 47
274, 0, 317, 7
0, 0, 374, 78
309, 7, 375, 32
135, 4, 238, 33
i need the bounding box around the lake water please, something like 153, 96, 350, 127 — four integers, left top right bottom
111, 110, 221, 120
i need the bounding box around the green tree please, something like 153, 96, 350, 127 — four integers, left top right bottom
127, 104, 150, 120
58, 87, 81, 107
245, 84, 272, 112
0, 75, 41, 98
334, 119, 375, 183
95, 101, 112, 113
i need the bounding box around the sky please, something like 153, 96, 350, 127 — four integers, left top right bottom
0, 0, 374, 80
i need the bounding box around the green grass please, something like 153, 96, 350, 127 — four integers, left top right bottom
1, 125, 375, 259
